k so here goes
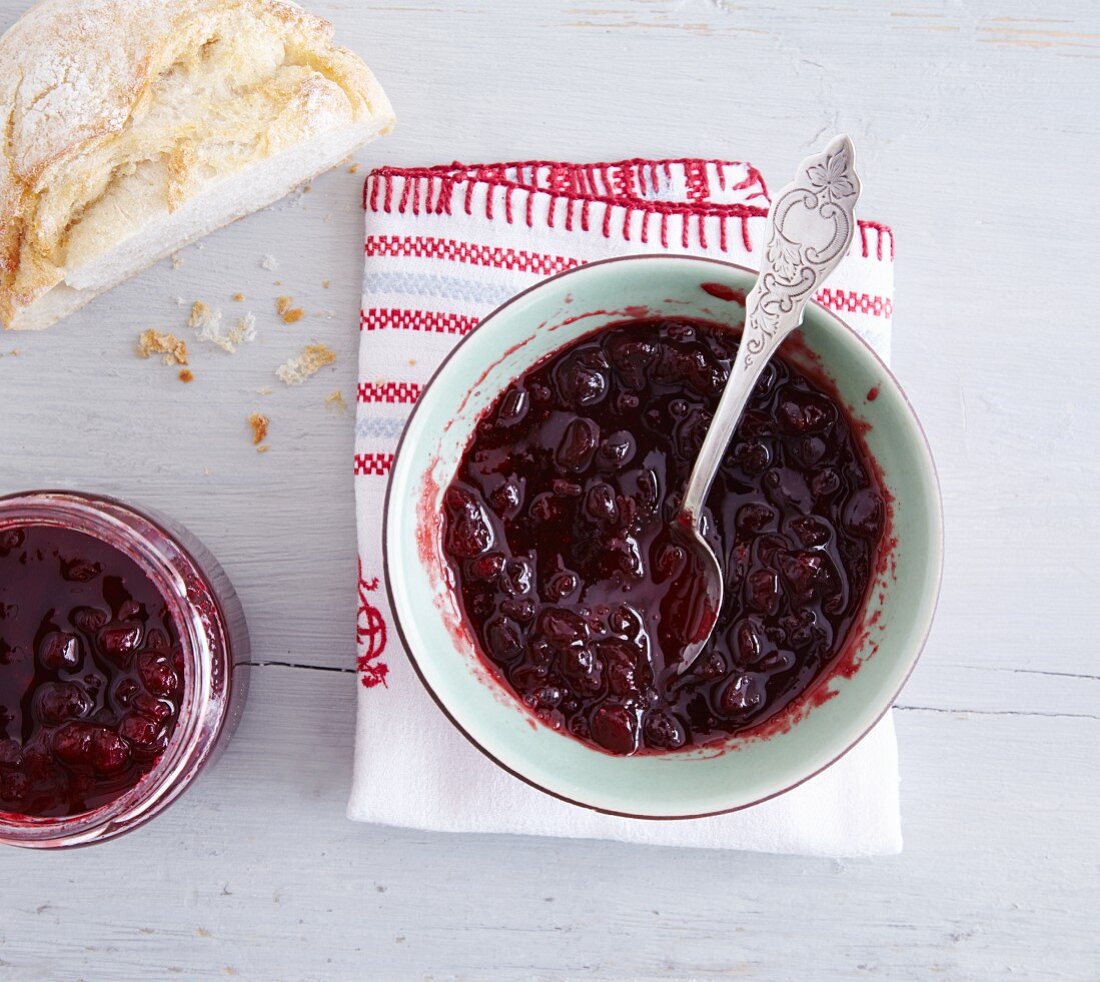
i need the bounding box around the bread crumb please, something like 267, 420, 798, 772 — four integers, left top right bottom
137, 329, 189, 366
408, 358, 417, 367
256, 444, 269, 454
322, 279, 330, 289
349, 163, 360, 174
232, 293, 246, 302
179, 369, 194, 383
257, 386, 274, 396
171, 252, 183, 270
190, 302, 226, 351
276, 344, 337, 386
228, 314, 257, 347
189, 301, 214, 328
276, 297, 305, 324
304, 185, 312, 193
191, 303, 256, 353
273, 280, 282, 287
325, 390, 349, 414
248, 412, 269, 446
260, 255, 279, 271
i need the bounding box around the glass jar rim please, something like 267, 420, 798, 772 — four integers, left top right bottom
0, 490, 230, 846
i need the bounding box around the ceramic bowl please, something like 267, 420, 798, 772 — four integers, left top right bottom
384, 255, 942, 818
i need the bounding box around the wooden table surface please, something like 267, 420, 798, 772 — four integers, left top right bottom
1, 0, 1098, 978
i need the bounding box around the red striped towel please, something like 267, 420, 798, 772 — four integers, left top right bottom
350, 159, 901, 854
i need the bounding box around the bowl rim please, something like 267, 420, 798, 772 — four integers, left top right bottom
382, 253, 944, 820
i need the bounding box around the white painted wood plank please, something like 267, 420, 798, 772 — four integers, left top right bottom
2, 0, 1097, 684
0, 666, 1096, 980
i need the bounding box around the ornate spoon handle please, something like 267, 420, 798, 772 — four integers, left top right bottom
680, 135, 861, 527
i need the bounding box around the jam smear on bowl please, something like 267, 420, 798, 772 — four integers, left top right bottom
441, 317, 887, 756
0, 525, 183, 817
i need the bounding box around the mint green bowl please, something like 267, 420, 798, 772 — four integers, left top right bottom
384, 255, 942, 819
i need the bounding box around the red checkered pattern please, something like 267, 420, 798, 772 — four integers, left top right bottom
353, 453, 395, 476
357, 381, 423, 404
360, 308, 479, 335
365, 235, 580, 276
683, 159, 710, 202
815, 288, 894, 320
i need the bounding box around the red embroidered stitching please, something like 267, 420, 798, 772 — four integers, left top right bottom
361, 161, 890, 264
815, 288, 894, 319
684, 159, 709, 202
357, 381, 423, 404
360, 308, 479, 335
719, 165, 770, 202
354, 453, 396, 476
356, 557, 389, 689
363, 160, 774, 255
364, 157, 766, 196
612, 164, 635, 199
857, 220, 895, 261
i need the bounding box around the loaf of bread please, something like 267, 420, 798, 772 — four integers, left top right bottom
0, 0, 394, 330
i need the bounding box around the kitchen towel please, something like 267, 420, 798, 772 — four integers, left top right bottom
350, 158, 900, 855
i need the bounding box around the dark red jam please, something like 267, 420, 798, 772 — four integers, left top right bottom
0, 525, 183, 817
442, 317, 887, 755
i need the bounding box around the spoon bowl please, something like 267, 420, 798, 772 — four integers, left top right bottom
664, 517, 724, 672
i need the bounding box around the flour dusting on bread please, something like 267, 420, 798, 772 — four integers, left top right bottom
0, 0, 395, 331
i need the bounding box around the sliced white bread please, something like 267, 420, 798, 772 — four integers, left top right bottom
0, 0, 395, 330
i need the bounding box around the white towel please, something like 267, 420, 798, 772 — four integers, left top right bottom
350, 158, 901, 855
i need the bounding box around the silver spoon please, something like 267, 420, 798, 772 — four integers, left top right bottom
669, 134, 862, 674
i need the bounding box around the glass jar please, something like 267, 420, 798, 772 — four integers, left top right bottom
0, 491, 250, 848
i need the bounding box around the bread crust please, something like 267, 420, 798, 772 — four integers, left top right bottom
0, 0, 394, 328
